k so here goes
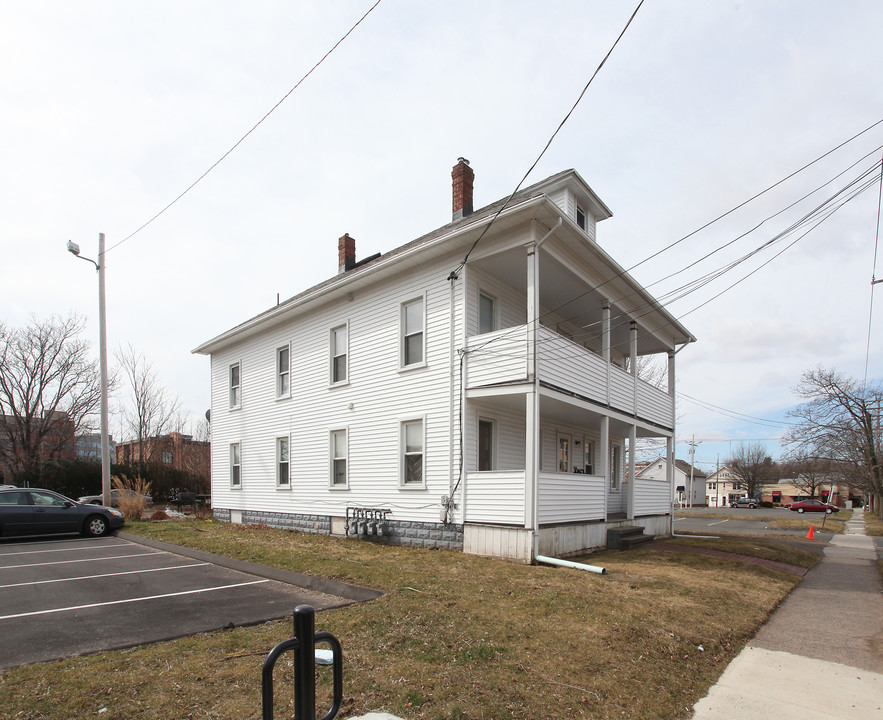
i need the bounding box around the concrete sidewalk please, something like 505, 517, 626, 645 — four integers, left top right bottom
690, 508, 883, 720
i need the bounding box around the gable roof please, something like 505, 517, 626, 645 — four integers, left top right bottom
193, 168, 693, 355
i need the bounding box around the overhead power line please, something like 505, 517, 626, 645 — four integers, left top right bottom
107, 0, 383, 254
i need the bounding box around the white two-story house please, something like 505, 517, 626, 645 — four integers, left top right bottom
194, 159, 695, 562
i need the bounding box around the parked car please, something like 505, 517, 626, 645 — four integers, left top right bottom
0, 487, 125, 538
77, 488, 153, 507
789, 499, 839, 514
730, 497, 760, 509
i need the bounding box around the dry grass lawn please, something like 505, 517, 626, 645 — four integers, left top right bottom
0, 520, 820, 720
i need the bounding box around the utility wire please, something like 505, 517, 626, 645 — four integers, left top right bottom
678, 392, 798, 428
453, 0, 646, 274
107, 0, 383, 254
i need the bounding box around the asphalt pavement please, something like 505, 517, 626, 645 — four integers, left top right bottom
690, 508, 883, 720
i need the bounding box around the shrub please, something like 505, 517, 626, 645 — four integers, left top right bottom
760, 501, 774, 508
112, 475, 152, 521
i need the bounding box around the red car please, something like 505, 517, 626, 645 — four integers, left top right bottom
789, 499, 839, 514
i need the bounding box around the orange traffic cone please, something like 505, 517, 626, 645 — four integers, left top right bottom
806, 525, 814, 539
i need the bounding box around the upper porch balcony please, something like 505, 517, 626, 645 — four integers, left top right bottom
464, 325, 674, 431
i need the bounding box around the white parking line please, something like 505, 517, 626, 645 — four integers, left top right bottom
0, 579, 271, 620
0, 543, 142, 557
708, 519, 731, 526
0, 552, 161, 570
0, 563, 210, 589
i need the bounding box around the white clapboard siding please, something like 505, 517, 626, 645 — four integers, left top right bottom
465, 326, 529, 388
537, 472, 605, 524
633, 478, 672, 516
537, 327, 607, 403
463, 471, 526, 524
209, 255, 463, 524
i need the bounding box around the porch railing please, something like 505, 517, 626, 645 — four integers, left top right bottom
538, 472, 605, 524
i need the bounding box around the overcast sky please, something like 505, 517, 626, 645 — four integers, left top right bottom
2, 0, 882, 472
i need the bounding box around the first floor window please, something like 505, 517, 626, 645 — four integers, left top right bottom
331, 430, 347, 486
230, 443, 241, 487
478, 419, 494, 471
584, 440, 594, 474
161, 451, 173, 465
276, 437, 290, 487
557, 433, 571, 472
402, 420, 424, 485
611, 445, 621, 490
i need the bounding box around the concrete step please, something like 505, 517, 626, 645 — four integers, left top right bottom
607, 525, 655, 550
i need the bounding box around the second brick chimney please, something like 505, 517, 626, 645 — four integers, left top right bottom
451, 157, 474, 221
338, 233, 356, 274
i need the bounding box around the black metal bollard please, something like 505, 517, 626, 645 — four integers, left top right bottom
262, 605, 343, 720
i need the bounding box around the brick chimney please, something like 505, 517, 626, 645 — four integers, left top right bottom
451, 157, 474, 221
338, 233, 355, 274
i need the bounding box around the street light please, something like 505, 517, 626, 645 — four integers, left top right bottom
68, 233, 111, 507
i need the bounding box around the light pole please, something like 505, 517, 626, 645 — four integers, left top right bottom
67, 234, 111, 507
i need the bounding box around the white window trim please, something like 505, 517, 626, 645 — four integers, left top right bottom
557, 432, 572, 473
329, 428, 349, 489
583, 438, 594, 475
400, 417, 426, 489
276, 436, 290, 489
329, 323, 349, 387
611, 445, 622, 491
230, 442, 241, 489
399, 294, 427, 371
229, 361, 242, 410
478, 290, 498, 335
477, 417, 495, 471
276, 345, 291, 400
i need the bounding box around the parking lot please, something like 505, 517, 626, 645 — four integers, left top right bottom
0, 534, 364, 669
673, 505, 837, 539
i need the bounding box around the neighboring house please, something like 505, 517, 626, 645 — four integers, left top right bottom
194, 160, 695, 562
75, 433, 116, 462
705, 465, 744, 507
116, 432, 209, 478
636, 458, 707, 507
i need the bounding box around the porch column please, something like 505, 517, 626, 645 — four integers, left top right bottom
629, 321, 638, 416
600, 415, 610, 516
627, 424, 636, 520
524, 238, 540, 545
602, 301, 611, 405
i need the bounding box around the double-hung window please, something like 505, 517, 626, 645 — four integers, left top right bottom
276, 437, 290, 488
330, 430, 347, 487
611, 446, 621, 490
230, 443, 241, 488
401, 420, 424, 486
401, 298, 424, 367
331, 325, 347, 384
229, 363, 241, 409
277, 346, 290, 398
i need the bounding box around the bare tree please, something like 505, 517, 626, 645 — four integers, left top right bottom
0, 315, 102, 482
727, 441, 775, 498
780, 451, 838, 499
785, 367, 883, 517
116, 343, 181, 477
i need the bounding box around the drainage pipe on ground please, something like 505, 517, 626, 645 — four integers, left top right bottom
536, 554, 606, 575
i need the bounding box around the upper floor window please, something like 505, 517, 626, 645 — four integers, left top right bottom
402, 419, 424, 486
276, 437, 290, 488
479, 292, 496, 334
277, 346, 290, 398
402, 298, 424, 367
331, 430, 348, 487
230, 443, 241, 488
229, 363, 241, 409
161, 451, 173, 465
576, 205, 587, 231
331, 325, 348, 384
